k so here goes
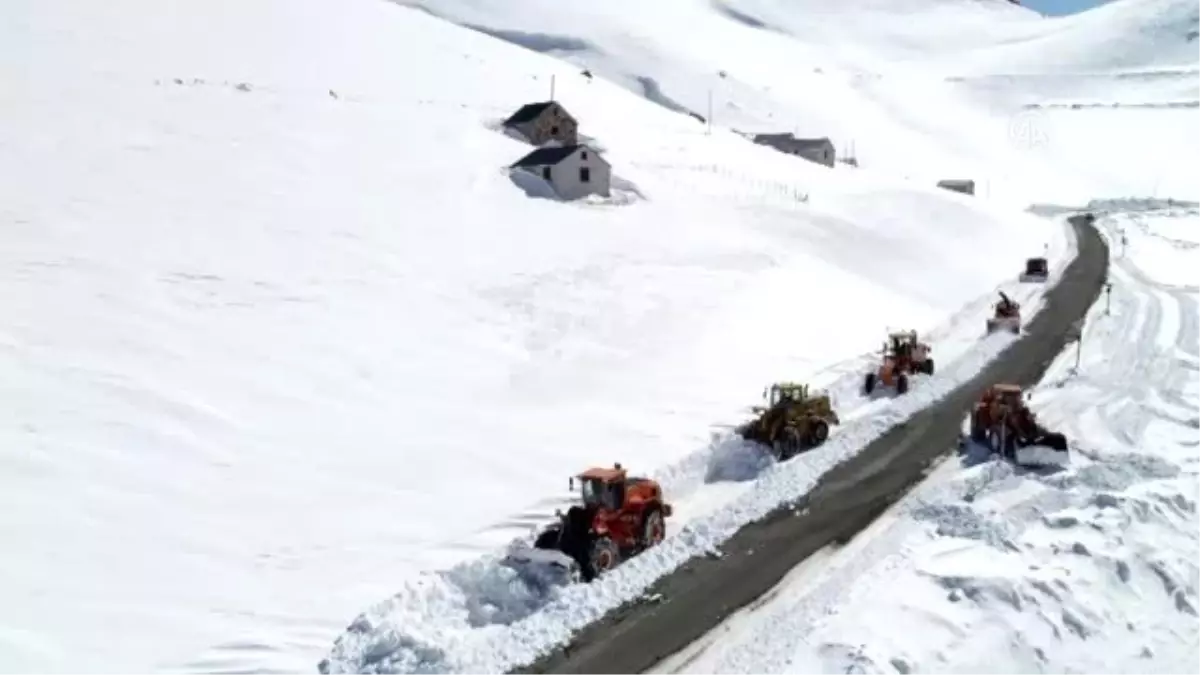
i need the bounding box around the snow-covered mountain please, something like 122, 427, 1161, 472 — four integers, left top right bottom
1, 0, 1195, 672
404, 0, 1199, 199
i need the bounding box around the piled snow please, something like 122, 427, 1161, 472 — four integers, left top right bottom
668, 206, 1199, 674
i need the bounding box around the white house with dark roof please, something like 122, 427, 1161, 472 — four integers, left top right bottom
509, 144, 611, 200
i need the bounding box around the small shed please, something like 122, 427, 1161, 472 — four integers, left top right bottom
502, 101, 579, 147
510, 144, 611, 200
936, 179, 976, 196
752, 133, 836, 168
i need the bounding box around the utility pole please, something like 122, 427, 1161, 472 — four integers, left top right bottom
706, 89, 713, 136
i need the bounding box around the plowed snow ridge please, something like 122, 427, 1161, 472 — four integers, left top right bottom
318, 224, 1078, 673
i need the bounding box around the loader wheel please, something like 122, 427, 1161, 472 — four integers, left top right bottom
896, 373, 909, 395
640, 507, 665, 550
808, 419, 830, 447
863, 372, 877, 395
589, 536, 620, 576
993, 429, 1017, 459
923, 358, 936, 375
970, 413, 988, 443
775, 427, 802, 461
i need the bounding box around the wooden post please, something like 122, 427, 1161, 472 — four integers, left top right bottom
1069, 317, 1085, 372
1104, 282, 1113, 315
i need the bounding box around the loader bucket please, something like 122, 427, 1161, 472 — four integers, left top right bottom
1014, 444, 1069, 468
501, 543, 580, 589
987, 316, 1020, 335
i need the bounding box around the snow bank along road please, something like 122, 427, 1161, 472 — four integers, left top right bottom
517, 215, 1110, 675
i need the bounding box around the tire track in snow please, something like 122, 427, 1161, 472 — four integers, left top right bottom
1040, 210, 1199, 450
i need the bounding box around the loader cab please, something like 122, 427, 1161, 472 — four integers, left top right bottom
989, 383, 1026, 408
887, 332, 917, 359
766, 383, 808, 407
573, 466, 626, 511
995, 292, 1020, 317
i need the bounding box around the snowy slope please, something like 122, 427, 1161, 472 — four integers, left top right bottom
402, 0, 1200, 202
401, 0, 1074, 202
934, 0, 1199, 74
662, 204, 1199, 674
0, 0, 1067, 672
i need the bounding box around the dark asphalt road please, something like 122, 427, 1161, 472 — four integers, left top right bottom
512, 215, 1109, 675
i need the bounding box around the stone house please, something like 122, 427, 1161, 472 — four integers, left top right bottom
510, 144, 611, 200
752, 133, 836, 167
936, 179, 976, 196
501, 101, 579, 146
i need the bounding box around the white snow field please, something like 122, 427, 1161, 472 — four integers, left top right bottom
0, 0, 1194, 673
661, 203, 1199, 675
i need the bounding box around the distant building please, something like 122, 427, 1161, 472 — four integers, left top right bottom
936, 179, 976, 196
501, 101, 579, 146
510, 144, 611, 200
752, 133, 836, 167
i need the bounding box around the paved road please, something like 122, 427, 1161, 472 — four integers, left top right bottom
512, 215, 1109, 675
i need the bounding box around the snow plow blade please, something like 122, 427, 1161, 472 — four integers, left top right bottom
501, 542, 580, 589
1013, 444, 1069, 468
1020, 257, 1049, 283
986, 316, 1021, 335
